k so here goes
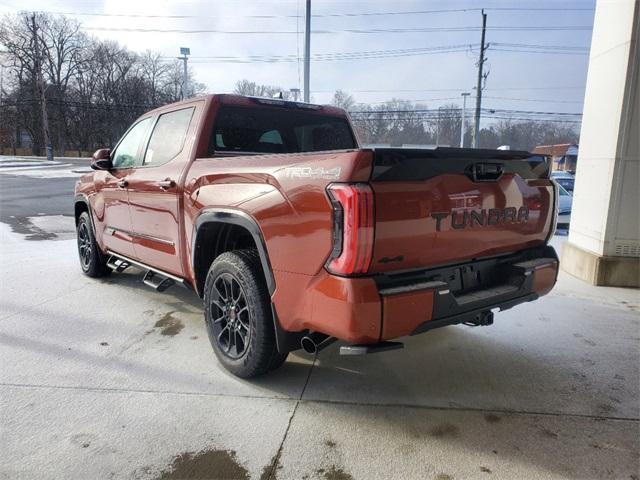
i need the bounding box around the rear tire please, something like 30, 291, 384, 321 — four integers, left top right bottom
76, 211, 110, 277
203, 250, 286, 378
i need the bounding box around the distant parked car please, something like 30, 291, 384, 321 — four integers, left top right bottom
556, 183, 573, 228
551, 171, 575, 193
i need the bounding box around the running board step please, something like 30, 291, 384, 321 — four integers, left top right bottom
106, 251, 185, 293
339, 341, 404, 356
107, 256, 131, 273
143, 270, 175, 292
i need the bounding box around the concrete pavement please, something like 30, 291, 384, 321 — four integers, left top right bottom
0, 216, 638, 479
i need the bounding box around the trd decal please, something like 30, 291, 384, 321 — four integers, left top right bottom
431, 206, 530, 232
285, 166, 342, 180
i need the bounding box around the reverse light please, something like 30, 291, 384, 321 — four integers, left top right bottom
325, 183, 375, 276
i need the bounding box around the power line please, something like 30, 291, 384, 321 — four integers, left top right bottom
348, 107, 582, 117
492, 42, 588, 51
184, 44, 476, 63
179, 42, 590, 64
361, 96, 461, 105
312, 86, 585, 93
492, 48, 588, 55
483, 108, 582, 116
81, 25, 592, 35
22, 6, 596, 20
358, 95, 584, 105
482, 96, 583, 104
185, 43, 477, 58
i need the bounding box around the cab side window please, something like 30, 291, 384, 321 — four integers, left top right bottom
112, 117, 153, 169
144, 107, 195, 166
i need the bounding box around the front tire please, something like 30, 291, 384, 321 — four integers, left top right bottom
76, 211, 110, 277
203, 250, 286, 378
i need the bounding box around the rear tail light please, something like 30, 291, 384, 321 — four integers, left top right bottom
547, 179, 560, 240
325, 183, 375, 276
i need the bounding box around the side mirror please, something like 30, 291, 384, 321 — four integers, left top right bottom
91, 148, 112, 170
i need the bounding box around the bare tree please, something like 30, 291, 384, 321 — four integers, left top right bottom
140, 51, 171, 105
331, 90, 355, 111
433, 103, 461, 147
233, 79, 290, 99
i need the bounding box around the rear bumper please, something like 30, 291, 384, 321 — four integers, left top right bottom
272, 245, 558, 346
379, 245, 559, 340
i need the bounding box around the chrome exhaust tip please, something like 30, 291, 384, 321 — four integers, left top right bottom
300, 332, 336, 354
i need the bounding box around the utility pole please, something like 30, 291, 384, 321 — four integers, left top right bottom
31, 13, 53, 160
436, 106, 447, 147
303, 0, 311, 102
460, 92, 470, 148
179, 47, 190, 100
436, 107, 441, 146
472, 9, 487, 149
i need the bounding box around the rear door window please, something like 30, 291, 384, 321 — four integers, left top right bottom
211, 106, 355, 154
144, 107, 194, 166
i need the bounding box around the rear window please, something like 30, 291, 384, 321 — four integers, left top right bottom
210, 106, 356, 154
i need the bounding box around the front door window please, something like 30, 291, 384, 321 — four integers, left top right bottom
112, 118, 153, 169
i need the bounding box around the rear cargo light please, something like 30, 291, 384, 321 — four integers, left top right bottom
325, 183, 375, 276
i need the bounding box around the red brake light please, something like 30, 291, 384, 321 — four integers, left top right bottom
325, 183, 375, 276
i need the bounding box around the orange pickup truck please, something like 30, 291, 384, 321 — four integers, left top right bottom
74, 94, 559, 377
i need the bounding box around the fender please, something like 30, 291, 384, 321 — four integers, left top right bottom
74, 194, 96, 231
192, 208, 302, 353
192, 208, 276, 295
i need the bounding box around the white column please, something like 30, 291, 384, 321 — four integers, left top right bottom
562, 0, 639, 286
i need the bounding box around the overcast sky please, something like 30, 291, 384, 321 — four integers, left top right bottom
0, 0, 594, 116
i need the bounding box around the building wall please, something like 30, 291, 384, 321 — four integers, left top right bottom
568, 0, 639, 259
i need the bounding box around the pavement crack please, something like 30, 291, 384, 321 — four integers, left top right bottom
2, 379, 638, 424
296, 397, 640, 423
264, 355, 317, 480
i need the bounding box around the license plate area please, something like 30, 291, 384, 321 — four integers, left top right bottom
448, 264, 487, 294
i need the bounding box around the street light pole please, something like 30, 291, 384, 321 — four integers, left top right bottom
460, 92, 470, 148
179, 47, 190, 100
303, 0, 311, 102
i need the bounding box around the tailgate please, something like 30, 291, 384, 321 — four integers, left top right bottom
369, 147, 554, 273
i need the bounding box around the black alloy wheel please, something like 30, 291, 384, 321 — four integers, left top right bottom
77, 222, 92, 270
76, 211, 110, 277
210, 272, 252, 359
203, 250, 287, 378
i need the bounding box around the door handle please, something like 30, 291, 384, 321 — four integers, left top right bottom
117, 179, 128, 188
157, 179, 176, 190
